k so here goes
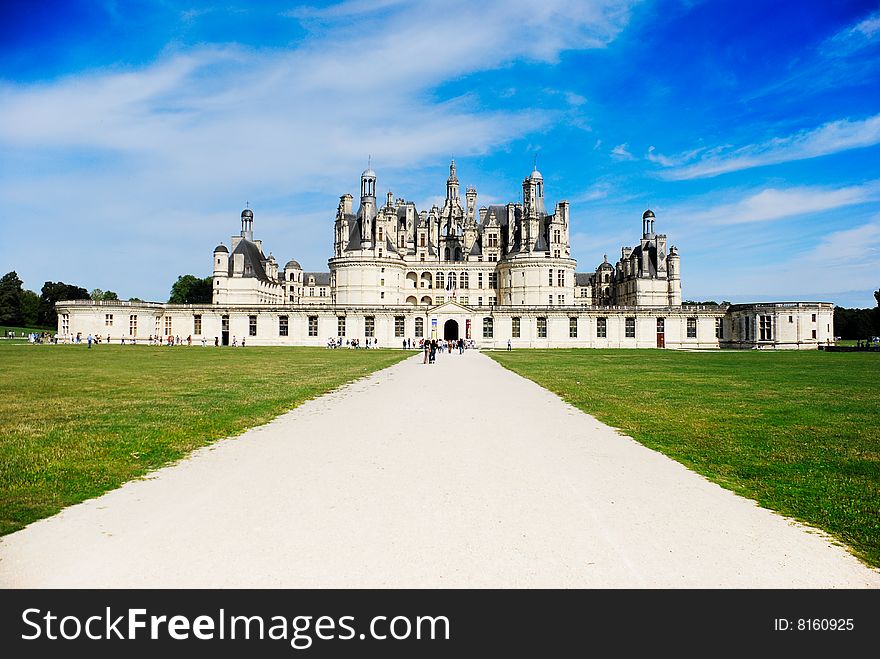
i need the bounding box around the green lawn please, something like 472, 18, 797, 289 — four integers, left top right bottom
0, 344, 408, 535
489, 349, 880, 568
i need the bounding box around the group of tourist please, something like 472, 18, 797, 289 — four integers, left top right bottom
422, 337, 469, 363
325, 337, 378, 349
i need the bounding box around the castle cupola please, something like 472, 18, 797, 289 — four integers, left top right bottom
446, 159, 459, 200
241, 207, 254, 241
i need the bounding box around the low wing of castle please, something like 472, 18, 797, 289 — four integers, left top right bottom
57, 161, 833, 349
213, 161, 682, 310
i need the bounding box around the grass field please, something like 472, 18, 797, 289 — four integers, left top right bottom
0, 344, 408, 536
489, 349, 880, 567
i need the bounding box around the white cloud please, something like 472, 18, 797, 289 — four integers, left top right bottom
681, 181, 880, 226
0, 0, 636, 298
610, 143, 635, 161
823, 11, 880, 57
655, 114, 880, 180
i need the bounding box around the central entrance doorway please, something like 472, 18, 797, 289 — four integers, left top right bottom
443, 319, 459, 340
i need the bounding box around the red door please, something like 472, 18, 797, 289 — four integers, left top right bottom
656, 332, 665, 348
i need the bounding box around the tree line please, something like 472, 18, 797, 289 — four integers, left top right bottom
0, 271, 213, 329
834, 290, 880, 339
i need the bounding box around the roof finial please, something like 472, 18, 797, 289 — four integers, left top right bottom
246, 200, 249, 209
534, 153, 538, 171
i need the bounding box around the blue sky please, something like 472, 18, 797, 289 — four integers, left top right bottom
1, 0, 879, 306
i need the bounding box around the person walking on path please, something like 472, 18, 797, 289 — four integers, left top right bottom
423, 340, 430, 364
507, 339, 512, 351
87, 334, 93, 349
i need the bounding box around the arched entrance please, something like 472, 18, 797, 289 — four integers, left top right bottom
443, 319, 459, 340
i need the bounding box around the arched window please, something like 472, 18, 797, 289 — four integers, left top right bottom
460, 272, 469, 289
454, 247, 461, 261
435, 272, 445, 290
444, 247, 450, 260
448, 272, 457, 289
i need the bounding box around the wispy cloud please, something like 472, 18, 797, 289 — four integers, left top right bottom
653, 114, 880, 180
677, 181, 880, 226
822, 11, 880, 57
610, 143, 635, 161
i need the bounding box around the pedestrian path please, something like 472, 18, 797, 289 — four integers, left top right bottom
1, 349, 877, 587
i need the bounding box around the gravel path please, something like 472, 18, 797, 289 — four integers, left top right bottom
1, 349, 877, 588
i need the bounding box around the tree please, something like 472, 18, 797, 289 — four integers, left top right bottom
20, 289, 40, 327
90, 289, 119, 301
38, 281, 90, 327
0, 271, 24, 326
169, 275, 213, 304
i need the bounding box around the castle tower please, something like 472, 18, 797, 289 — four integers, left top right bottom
358, 163, 377, 245
642, 209, 655, 238
241, 208, 254, 241
446, 159, 459, 201
667, 246, 681, 305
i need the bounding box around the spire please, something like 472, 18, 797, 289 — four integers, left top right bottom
446, 158, 459, 200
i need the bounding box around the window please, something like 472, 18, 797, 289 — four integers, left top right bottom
436, 296, 445, 304
420, 234, 426, 247
811, 329, 817, 339
478, 296, 483, 306
478, 272, 484, 288
164, 316, 172, 335
415, 317, 423, 337
365, 316, 375, 337
278, 315, 288, 336
380, 292, 385, 299
743, 316, 751, 340
459, 296, 469, 304
657, 317, 665, 333
487, 233, 498, 248
489, 297, 496, 306
557, 295, 564, 305
435, 272, 445, 290
488, 253, 497, 262
194, 315, 202, 335
537, 317, 547, 338
420, 253, 425, 261
687, 317, 697, 338
554, 229, 561, 243
811, 314, 816, 322
557, 270, 564, 287
549, 269, 554, 286
569, 317, 578, 338
759, 315, 772, 341
399, 234, 405, 248
60, 313, 69, 335
380, 279, 384, 286
554, 250, 560, 258
489, 272, 498, 288
309, 287, 315, 296
460, 272, 469, 289
221, 315, 229, 332
597, 317, 607, 338
129, 314, 137, 336
319, 288, 326, 297
483, 317, 493, 338
512, 317, 521, 338
393, 316, 405, 337
249, 315, 257, 336
789, 315, 794, 323
581, 288, 588, 298
378, 227, 383, 242
337, 316, 346, 336
625, 317, 635, 338
308, 316, 318, 336
105, 314, 113, 326
715, 318, 723, 339
549, 295, 553, 305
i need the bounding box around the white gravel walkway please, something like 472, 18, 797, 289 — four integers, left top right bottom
1, 349, 877, 588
